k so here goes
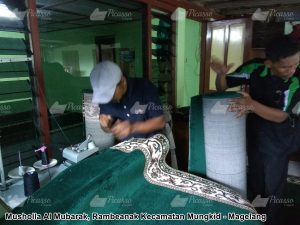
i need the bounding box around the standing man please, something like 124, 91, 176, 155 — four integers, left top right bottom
90, 60, 165, 140
211, 35, 300, 225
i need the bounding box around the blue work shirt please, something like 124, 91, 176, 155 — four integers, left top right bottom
99, 78, 164, 139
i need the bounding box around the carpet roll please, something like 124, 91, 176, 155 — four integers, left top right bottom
189, 92, 247, 197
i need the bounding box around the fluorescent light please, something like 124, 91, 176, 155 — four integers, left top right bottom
0, 3, 17, 19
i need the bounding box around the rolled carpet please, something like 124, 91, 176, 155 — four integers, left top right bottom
189, 92, 247, 197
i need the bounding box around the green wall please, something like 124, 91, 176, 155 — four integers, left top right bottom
175, 8, 201, 107
40, 21, 143, 110
41, 21, 143, 77
184, 19, 201, 106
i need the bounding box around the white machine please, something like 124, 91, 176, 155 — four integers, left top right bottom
63, 134, 99, 163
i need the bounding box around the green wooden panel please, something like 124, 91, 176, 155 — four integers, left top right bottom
0, 37, 28, 55
0, 99, 32, 116
0, 71, 29, 79
0, 80, 31, 95
0, 91, 32, 102
0, 50, 28, 55
0, 61, 29, 72
0, 31, 25, 38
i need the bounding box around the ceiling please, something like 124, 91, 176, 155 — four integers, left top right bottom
190, 0, 300, 17
1, 0, 300, 34
35, 0, 143, 33
0, 0, 143, 33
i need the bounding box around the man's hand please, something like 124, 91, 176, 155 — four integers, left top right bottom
111, 120, 133, 140
229, 91, 289, 123
210, 57, 234, 91
110, 116, 165, 140
210, 57, 234, 75
228, 91, 254, 118
99, 114, 114, 132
